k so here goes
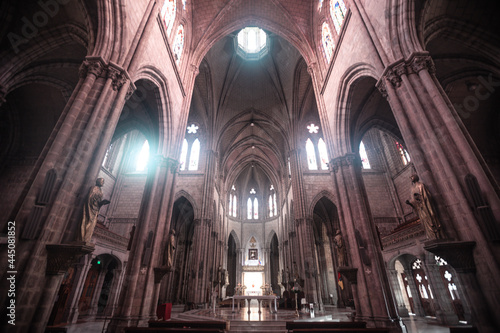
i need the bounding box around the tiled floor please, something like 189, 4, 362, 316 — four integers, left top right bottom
65, 303, 454, 333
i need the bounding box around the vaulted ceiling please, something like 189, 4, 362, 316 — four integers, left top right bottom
189, 31, 319, 192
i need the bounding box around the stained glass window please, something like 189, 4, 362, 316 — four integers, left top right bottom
232, 195, 237, 217
306, 138, 318, 170
269, 195, 273, 217
396, 141, 411, 165
330, 0, 347, 34
179, 138, 188, 170
188, 138, 200, 170
253, 198, 259, 219
229, 194, 233, 217
318, 138, 329, 170
161, 0, 176, 36
173, 24, 185, 64
247, 198, 252, 219
273, 192, 277, 216
359, 141, 371, 169
321, 22, 334, 63
182, 0, 186, 10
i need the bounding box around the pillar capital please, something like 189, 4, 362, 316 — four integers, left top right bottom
79, 56, 105, 78
107, 62, 130, 91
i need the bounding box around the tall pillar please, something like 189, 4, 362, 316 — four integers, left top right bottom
377, 52, 500, 330
332, 154, 402, 330
387, 269, 409, 317
106, 156, 178, 331
400, 261, 425, 317
0, 56, 131, 333
63, 254, 94, 324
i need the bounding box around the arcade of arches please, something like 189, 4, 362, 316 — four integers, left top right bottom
0, 1, 499, 332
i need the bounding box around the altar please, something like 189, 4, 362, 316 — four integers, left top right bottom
231, 295, 278, 314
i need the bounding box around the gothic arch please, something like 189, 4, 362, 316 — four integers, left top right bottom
308, 190, 337, 220
228, 229, 241, 249
190, 14, 317, 73
0, 24, 89, 86
129, 66, 174, 156
173, 191, 199, 220
386, 0, 424, 60
333, 63, 380, 156
266, 229, 277, 249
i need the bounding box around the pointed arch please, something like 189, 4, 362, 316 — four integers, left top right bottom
173, 190, 200, 219
266, 229, 278, 248
308, 190, 337, 219
333, 63, 380, 156
229, 230, 241, 249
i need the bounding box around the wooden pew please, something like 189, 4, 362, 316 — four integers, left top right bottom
149, 320, 228, 330
124, 327, 224, 333
291, 329, 389, 333
286, 321, 367, 332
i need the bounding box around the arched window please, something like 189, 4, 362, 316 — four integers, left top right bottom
179, 139, 188, 170
396, 141, 411, 166
136, 140, 150, 171
229, 193, 233, 216
247, 198, 253, 220
253, 198, 259, 219
182, 0, 186, 10
173, 24, 185, 64
273, 192, 277, 216
321, 22, 334, 63
161, 0, 176, 36
318, 138, 329, 170
229, 186, 237, 217
188, 138, 200, 170
330, 0, 347, 33
359, 141, 371, 169
269, 195, 273, 217
306, 138, 318, 170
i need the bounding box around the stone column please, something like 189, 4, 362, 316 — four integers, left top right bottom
88, 266, 108, 318
106, 156, 178, 331
400, 261, 425, 317
387, 269, 409, 317
0, 57, 132, 333
377, 53, 500, 329
104, 266, 125, 317
63, 255, 94, 324
331, 154, 401, 329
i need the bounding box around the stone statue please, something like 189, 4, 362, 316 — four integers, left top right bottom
333, 229, 347, 267
165, 229, 176, 268
405, 174, 443, 240
218, 266, 225, 283
80, 178, 110, 243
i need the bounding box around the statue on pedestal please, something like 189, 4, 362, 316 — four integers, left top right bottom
405, 174, 443, 240
79, 178, 110, 243
333, 229, 347, 267
165, 229, 176, 268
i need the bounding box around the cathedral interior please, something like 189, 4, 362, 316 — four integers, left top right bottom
0, 0, 499, 332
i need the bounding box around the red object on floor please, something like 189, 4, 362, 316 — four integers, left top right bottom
156, 303, 172, 320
